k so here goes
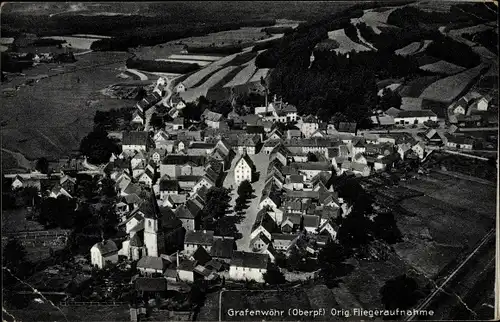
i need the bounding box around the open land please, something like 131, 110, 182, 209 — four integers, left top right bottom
1, 52, 134, 162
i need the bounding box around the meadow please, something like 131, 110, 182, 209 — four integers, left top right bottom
1, 52, 133, 162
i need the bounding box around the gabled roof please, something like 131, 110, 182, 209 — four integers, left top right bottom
184, 230, 215, 246
162, 155, 206, 166
230, 251, 268, 269
192, 246, 212, 265
385, 107, 401, 117
234, 153, 256, 171
160, 179, 179, 191
282, 213, 302, 225
237, 134, 260, 146
202, 109, 224, 122
395, 110, 437, 118
337, 122, 357, 133
122, 131, 149, 146
252, 209, 278, 233
135, 277, 166, 292
92, 240, 118, 256
137, 256, 166, 271
210, 236, 234, 259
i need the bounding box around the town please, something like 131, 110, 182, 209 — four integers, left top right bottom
1, 1, 497, 322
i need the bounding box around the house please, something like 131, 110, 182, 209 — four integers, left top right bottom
271, 233, 299, 252
175, 200, 202, 231
299, 115, 319, 138
137, 256, 167, 276
302, 214, 320, 234
445, 134, 474, 150
394, 110, 438, 125
131, 110, 145, 124
236, 134, 261, 155
412, 142, 426, 159
162, 194, 186, 209
135, 277, 167, 298
337, 122, 357, 135
184, 230, 214, 255
267, 128, 283, 141
175, 82, 186, 93
449, 97, 469, 115
192, 246, 212, 266
159, 179, 179, 200
202, 109, 225, 129
153, 131, 172, 150
423, 129, 444, 147
49, 184, 73, 199
122, 131, 151, 153
287, 129, 302, 140
234, 151, 256, 185
137, 168, 155, 187
170, 94, 186, 110
319, 220, 338, 240
250, 210, 278, 249
259, 191, 282, 211
188, 142, 216, 156
177, 260, 197, 283
210, 236, 235, 263
281, 214, 302, 233
229, 251, 268, 283
149, 149, 166, 165
90, 240, 119, 269
171, 117, 185, 131
477, 95, 492, 111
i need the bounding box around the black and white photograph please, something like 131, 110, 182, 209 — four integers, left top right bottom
1, 1, 498, 321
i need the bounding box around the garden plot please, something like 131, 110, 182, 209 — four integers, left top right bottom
180, 66, 238, 102
249, 68, 270, 83
350, 7, 399, 34
419, 63, 487, 103
223, 58, 257, 88
327, 29, 371, 54
419, 60, 466, 75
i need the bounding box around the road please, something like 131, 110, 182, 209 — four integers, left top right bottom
406, 229, 495, 321
125, 68, 148, 81
222, 152, 270, 252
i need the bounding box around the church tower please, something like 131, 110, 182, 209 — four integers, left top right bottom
143, 192, 164, 257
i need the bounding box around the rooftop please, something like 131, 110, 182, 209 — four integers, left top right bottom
231, 251, 268, 269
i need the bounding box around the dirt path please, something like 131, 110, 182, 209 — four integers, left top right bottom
126, 68, 148, 81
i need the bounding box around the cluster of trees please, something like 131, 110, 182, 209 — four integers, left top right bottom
93, 108, 134, 132
2, 185, 40, 210
425, 37, 481, 68
234, 180, 253, 213
261, 26, 294, 35
2, 238, 31, 301
463, 29, 498, 55
1, 52, 34, 73
199, 187, 240, 238
32, 38, 66, 46
378, 88, 402, 111
79, 127, 120, 164
126, 58, 199, 74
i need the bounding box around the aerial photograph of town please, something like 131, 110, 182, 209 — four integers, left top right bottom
1, 1, 498, 321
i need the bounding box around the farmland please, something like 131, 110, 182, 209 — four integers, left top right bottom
180, 66, 239, 102
326, 29, 371, 54
1, 51, 133, 162
391, 170, 496, 278
395, 40, 433, 56
41, 35, 110, 50
223, 58, 258, 88
398, 75, 441, 98
350, 7, 400, 35
419, 60, 466, 75
419, 63, 488, 103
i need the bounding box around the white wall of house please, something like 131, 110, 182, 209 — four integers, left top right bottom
123, 144, 147, 153
235, 160, 252, 185
180, 218, 195, 232
477, 99, 488, 111
229, 266, 266, 283
178, 270, 194, 282
394, 116, 438, 125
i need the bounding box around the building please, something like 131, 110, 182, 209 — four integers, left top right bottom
137, 256, 167, 276
90, 240, 119, 269
184, 230, 214, 255
202, 109, 225, 129
229, 251, 268, 283
210, 236, 235, 263
122, 131, 151, 153
236, 134, 261, 155
445, 134, 474, 150
299, 115, 319, 138
234, 151, 256, 185
393, 110, 438, 125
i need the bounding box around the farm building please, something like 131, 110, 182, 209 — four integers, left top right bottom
229, 251, 269, 283
445, 134, 474, 150
393, 110, 437, 125
90, 240, 119, 269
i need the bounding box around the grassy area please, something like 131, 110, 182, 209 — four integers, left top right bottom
1, 52, 133, 162
419, 60, 466, 75
5, 304, 130, 322
398, 75, 441, 97
418, 63, 487, 103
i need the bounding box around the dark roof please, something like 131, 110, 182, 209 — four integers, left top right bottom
235, 153, 256, 171
189, 142, 216, 149
246, 125, 265, 134
192, 246, 212, 265
237, 134, 260, 146
160, 179, 179, 191
272, 233, 299, 241
137, 192, 161, 219
282, 213, 302, 225
137, 256, 167, 271
396, 110, 437, 118
122, 131, 149, 146
177, 260, 197, 271
252, 210, 278, 234
162, 155, 206, 166
184, 230, 214, 246
290, 162, 331, 171
231, 251, 268, 269
130, 232, 144, 247
445, 134, 475, 145
135, 277, 166, 292
302, 214, 320, 228
338, 122, 357, 133
93, 240, 118, 256
177, 175, 201, 182
210, 237, 234, 259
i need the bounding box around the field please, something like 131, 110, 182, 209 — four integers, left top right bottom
157, 53, 223, 67
419, 63, 487, 103
392, 171, 496, 277
41, 35, 109, 49
400, 97, 423, 110
223, 58, 258, 88
180, 66, 239, 102
1, 52, 134, 163
326, 29, 371, 54
350, 7, 400, 34
395, 40, 433, 56
249, 68, 270, 83
398, 75, 441, 98
419, 60, 466, 75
